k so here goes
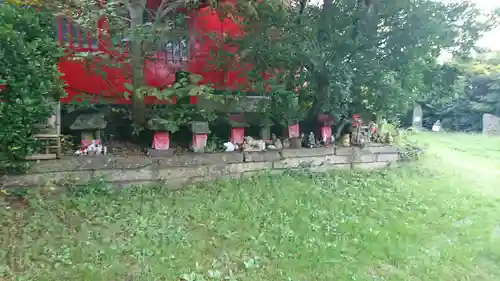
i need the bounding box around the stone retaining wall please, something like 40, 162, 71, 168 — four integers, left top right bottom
2, 145, 399, 188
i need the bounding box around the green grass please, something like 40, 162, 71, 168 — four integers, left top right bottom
2, 132, 500, 281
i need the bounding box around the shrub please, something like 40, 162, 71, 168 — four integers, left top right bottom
0, 5, 64, 172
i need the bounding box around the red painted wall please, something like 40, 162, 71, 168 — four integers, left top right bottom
57, 0, 251, 105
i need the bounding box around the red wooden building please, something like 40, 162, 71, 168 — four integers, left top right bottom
57, 0, 249, 105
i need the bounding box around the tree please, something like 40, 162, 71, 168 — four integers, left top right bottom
228, 0, 500, 132
0, 4, 64, 171
413, 52, 500, 131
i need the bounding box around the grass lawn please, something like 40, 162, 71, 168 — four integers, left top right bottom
2, 132, 500, 281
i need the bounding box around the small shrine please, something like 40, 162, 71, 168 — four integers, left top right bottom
70, 113, 107, 146
190, 121, 210, 153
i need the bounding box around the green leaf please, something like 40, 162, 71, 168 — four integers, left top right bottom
124, 83, 134, 91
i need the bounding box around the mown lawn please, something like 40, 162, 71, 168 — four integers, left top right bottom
1, 132, 500, 281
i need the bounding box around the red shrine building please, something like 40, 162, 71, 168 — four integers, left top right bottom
57, 0, 250, 105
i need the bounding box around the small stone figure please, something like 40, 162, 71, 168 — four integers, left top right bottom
351, 131, 360, 146
322, 134, 328, 145
223, 142, 236, 152
432, 120, 441, 132
282, 138, 291, 149
74, 140, 107, 156
300, 132, 307, 147
242, 136, 266, 152
270, 133, 283, 150
258, 140, 266, 151
317, 137, 325, 147
341, 134, 351, 147
307, 132, 316, 148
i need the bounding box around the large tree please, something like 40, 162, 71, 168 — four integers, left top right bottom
228, 0, 499, 130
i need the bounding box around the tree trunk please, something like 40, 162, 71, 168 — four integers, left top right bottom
311, 0, 333, 117
128, 0, 147, 126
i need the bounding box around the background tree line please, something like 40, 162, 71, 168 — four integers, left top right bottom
407, 50, 500, 131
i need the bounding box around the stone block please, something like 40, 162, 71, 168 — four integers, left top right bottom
156, 162, 270, 182
147, 148, 174, 157
191, 172, 242, 184
273, 155, 350, 169
243, 151, 281, 162
189, 121, 210, 134
25, 156, 154, 173
377, 153, 400, 162
228, 162, 273, 173
157, 165, 212, 180
483, 113, 500, 135
93, 167, 154, 182
110, 157, 154, 169
352, 162, 390, 170
361, 145, 398, 154
335, 147, 354, 156
281, 147, 335, 159
305, 163, 351, 172
111, 180, 160, 189
2, 170, 94, 188
156, 152, 243, 167
351, 154, 376, 163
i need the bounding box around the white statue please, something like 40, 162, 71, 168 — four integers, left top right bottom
432, 120, 441, 132
223, 142, 236, 152
242, 136, 266, 152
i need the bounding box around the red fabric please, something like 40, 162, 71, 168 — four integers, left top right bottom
152, 132, 170, 150
320, 126, 332, 144
230, 127, 245, 144
81, 139, 101, 146
192, 133, 208, 149
288, 124, 300, 138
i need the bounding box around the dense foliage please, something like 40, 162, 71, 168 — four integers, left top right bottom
0, 4, 63, 171
49, 0, 499, 136
225, 0, 499, 129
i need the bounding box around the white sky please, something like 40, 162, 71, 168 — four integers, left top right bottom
471, 0, 500, 50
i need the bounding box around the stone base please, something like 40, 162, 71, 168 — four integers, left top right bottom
289, 137, 302, 149
192, 133, 208, 153
288, 124, 300, 138
230, 127, 245, 144
3, 145, 401, 188
147, 148, 174, 157
260, 126, 271, 141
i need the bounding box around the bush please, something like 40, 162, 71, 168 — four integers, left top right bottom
0, 5, 64, 172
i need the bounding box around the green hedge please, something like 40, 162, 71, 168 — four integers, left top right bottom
0, 5, 63, 172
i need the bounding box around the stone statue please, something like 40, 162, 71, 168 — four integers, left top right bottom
282, 138, 291, 149
270, 133, 283, 150
300, 132, 307, 147
351, 130, 364, 146
223, 142, 236, 152
432, 120, 441, 132
307, 132, 316, 148
483, 113, 500, 135
341, 134, 351, 147
242, 136, 266, 152
412, 104, 423, 130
